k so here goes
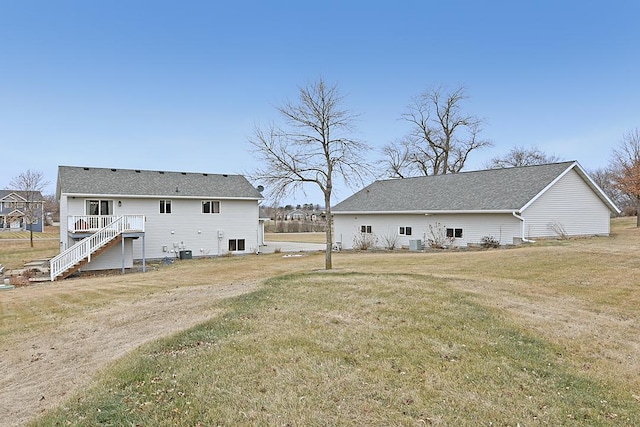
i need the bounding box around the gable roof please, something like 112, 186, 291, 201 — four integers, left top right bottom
0, 190, 44, 201
56, 166, 263, 200
333, 161, 620, 214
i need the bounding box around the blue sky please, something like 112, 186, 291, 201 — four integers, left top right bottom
1, 1, 639, 205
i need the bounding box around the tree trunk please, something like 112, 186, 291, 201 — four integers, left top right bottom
30, 227, 34, 248
637, 202, 640, 227
324, 192, 332, 270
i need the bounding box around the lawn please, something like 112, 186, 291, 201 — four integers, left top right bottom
1, 219, 638, 426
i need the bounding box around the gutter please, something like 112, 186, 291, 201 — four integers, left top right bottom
512, 212, 536, 243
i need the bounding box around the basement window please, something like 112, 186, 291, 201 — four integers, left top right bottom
228, 239, 245, 251
446, 228, 463, 238
399, 226, 412, 236
202, 200, 220, 214
160, 200, 172, 214
360, 225, 372, 234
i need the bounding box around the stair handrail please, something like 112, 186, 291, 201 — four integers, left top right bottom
49, 215, 144, 281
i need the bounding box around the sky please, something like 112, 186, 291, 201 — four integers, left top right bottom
1, 0, 639, 205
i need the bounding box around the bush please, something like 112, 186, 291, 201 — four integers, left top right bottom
426, 223, 454, 249
353, 232, 378, 250
480, 236, 500, 249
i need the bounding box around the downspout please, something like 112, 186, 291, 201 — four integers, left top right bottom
512, 212, 536, 243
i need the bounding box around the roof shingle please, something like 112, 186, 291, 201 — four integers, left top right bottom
333, 161, 581, 212
56, 166, 262, 199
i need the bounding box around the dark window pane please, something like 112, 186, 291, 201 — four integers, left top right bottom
238, 239, 245, 251
406, 227, 412, 236
228, 239, 236, 251
446, 228, 454, 238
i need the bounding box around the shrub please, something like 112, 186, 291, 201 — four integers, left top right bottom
480, 235, 500, 248
426, 222, 454, 249
353, 232, 377, 250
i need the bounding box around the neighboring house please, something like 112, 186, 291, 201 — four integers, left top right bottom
51, 166, 263, 280
286, 209, 308, 221
0, 190, 45, 232
333, 161, 620, 250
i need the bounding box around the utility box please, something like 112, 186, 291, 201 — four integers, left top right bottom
409, 240, 422, 251
179, 250, 193, 259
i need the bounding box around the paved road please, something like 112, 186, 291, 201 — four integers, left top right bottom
259, 241, 326, 254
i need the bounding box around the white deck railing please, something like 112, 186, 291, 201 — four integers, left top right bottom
50, 215, 145, 281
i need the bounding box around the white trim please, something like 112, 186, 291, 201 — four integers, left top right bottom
60, 193, 261, 201
333, 209, 516, 215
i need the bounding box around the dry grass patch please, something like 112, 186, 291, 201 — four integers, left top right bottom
32, 272, 638, 426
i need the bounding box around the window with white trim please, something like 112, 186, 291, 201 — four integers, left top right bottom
160, 200, 172, 214
399, 226, 412, 236
446, 228, 463, 238
202, 200, 220, 214
228, 239, 245, 251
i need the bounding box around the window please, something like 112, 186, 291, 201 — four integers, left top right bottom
202, 200, 220, 214
446, 228, 463, 238
399, 226, 412, 236
86, 200, 113, 215
160, 200, 172, 214
228, 239, 245, 251
360, 225, 372, 233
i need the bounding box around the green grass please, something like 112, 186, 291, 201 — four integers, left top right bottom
31, 272, 637, 426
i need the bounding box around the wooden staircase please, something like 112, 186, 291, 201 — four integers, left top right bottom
49, 215, 144, 281
54, 234, 123, 280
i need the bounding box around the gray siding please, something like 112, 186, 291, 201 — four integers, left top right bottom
522, 169, 611, 238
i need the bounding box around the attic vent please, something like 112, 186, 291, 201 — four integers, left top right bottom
135, 170, 141, 173
111, 169, 117, 172
181, 172, 186, 175
83, 167, 89, 170
159, 171, 164, 174
202, 173, 208, 176
223, 174, 228, 177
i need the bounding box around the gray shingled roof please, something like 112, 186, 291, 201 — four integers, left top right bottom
333, 161, 607, 213
56, 166, 263, 199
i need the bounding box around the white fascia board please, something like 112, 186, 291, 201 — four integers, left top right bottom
2, 192, 28, 202
520, 162, 576, 212
333, 210, 516, 215
571, 162, 621, 214
61, 193, 261, 201
519, 161, 621, 214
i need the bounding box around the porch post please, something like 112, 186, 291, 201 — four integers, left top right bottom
121, 236, 125, 274
142, 234, 146, 273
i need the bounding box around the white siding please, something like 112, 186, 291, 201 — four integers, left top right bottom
333, 213, 520, 249
131, 198, 259, 260
59, 194, 260, 270
80, 240, 134, 272
522, 169, 611, 238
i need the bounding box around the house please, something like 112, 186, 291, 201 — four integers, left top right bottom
332, 161, 620, 250
0, 190, 45, 232
51, 166, 263, 280
286, 209, 308, 221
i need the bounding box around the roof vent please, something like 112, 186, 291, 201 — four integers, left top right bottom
223, 174, 228, 177
83, 167, 89, 170
202, 173, 208, 176
111, 169, 117, 172
159, 171, 164, 174
135, 170, 141, 173
181, 172, 186, 175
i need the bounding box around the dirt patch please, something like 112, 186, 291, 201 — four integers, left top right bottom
0, 281, 257, 426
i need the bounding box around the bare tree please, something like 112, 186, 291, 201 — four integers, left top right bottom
382, 86, 492, 177
486, 146, 561, 169
9, 169, 50, 247
589, 167, 629, 214
611, 128, 640, 226
249, 78, 371, 269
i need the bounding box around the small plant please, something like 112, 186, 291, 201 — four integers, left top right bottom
548, 221, 568, 239
273, 247, 282, 254
353, 232, 378, 250
426, 222, 454, 249
480, 235, 500, 248
379, 231, 400, 250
